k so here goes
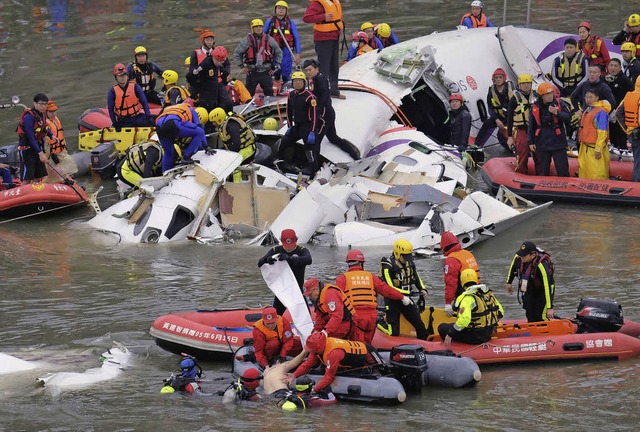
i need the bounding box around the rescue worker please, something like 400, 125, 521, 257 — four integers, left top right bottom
440, 231, 480, 317
460, 0, 495, 28
577, 89, 611, 180
226, 78, 253, 106
375, 23, 399, 48
447, 93, 471, 151
188, 30, 232, 102
0, 164, 15, 189
236, 368, 262, 401
505, 241, 555, 322
117, 140, 168, 189
126, 46, 164, 105
577, 22, 610, 75
286, 332, 381, 395
107, 63, 152, 129
378, 239, 429, 340
475, 68, 515, 149
437, 269, 503, 346
234, 19, 283, 97
550, 38, 589, 97
621, 42, 640, 87
303, 0, 345, 99
155, 100, 208, 173
16, 93, 58, 184
612, 13, 640, 60
303, 277, 362, 342
360, 22, 383, 50
614, 75, 640, 181
209, 108, 256, 163
192, 45, 234, 120
252, 307, 296, 368
334, 249, 412, 344
605, 59, 633, 150
160, 70, 190, 107
570, 64, 616, 111
507, 74, 535, 174
45, 100, 76, 179
303, 58, 360, 160
160, 356, 204, 395
527, 82, 571, 176
264, 1, 301, 84
346, 31, 373, 61
257, 228, 312, 315
278, 71, 323, 176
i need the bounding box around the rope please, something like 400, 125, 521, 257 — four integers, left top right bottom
0, 201, 88, 224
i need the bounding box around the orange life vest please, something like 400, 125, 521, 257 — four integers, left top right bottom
267, 16, 295, 49
460, 12, 488, 28
195, 48, 210, 66
317, 284, 356, 320
623, 91, 640, 131
342, 270, 378, 309
531, 101, 563, 137
46, 116, 66, 153
320, 337, 367, 366
245, 33, 275, 65
156, 103, 193, 123
356, 44, 373, 57
312, 0, 344, 33
448, 249, 480, 280
17, 108, 48, 144
579, 105, 607, 145
253, 317, 285, 342
112, 82, 142, 120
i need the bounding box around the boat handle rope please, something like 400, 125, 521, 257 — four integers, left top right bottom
455, 338, 557, 355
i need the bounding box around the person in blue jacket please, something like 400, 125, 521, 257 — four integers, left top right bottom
360, 22, 384, 50
264, 1, 301, 84
375, 23, 399, 48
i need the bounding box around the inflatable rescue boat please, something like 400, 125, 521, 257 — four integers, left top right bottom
0, 180, 89, 218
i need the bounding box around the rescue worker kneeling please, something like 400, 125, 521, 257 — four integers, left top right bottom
209, 107, 256, 163
117, 140, 179, 189
437, 269, 503, 346
252, 307, 297, 369
286, 332, 382, 395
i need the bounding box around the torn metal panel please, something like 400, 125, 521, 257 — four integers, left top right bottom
219, 182, 290, 230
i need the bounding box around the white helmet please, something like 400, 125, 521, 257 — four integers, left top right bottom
471, 0, 483, 7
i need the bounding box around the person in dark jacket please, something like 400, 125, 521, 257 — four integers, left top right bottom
605, 59, 633, 149
571, 64, 616, 111
621, 42, 640, 85
448, 94, 471, 150
475, 68, 514, 148
611, 13, 640, 60
527, 82, 571, 176
258, 228, 312, 315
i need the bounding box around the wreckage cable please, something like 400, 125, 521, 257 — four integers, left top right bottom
338, 79, 413, 127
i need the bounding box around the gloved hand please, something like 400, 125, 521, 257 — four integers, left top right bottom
311, 389, 328, 399
193, 66, 202, 75
265, 256, 276, 265
278, 254, 291, 262
50, 153, 60, 164
401, 296, 413, 306
307, 131, 316, 145
444, 304, 454, 316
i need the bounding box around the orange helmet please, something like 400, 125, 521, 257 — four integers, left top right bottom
305, 332, 327, 353
113, 63, 127, 76
345, 249, 365, 263
449, 93, 464, 102
537, 82, 555, 95
199, 29, 215, 44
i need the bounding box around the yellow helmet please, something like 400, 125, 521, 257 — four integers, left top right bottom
518, 73, 533, 84
275, 0, 289, 9
621, 41, 637, 55
209, 107, 227, 126
393, 239, 413, 260
263, 117, 278, 130
134, 46, 147, 55
377, 23, 391, 38
629, 14, 640, 27
460, 268, 479, 287
251, 18, 264, 28
291, 71, 307, 82
184, 56, 191, 66
360, 22, 374, 31
162, 70, 179, 86
195, 107, 209, 125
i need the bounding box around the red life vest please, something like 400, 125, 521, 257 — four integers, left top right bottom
460, 13, 488, 28
579, 36, 606, 67
195, 48, 210, 66
531, 101, 563, 137
267, 16, 295, 50
46, 116, 66, 153
17, 108, 48, 144
317, 284, 356, 321
245, 33, 274, 65
112, 82, 142, 120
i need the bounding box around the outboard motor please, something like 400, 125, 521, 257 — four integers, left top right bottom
388, 344, 428, 392
575, 298, 624, 333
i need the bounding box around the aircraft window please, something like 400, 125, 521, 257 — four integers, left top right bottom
165, 205, 195, 240
408, 141, 433, 155
391, 155, 418, 166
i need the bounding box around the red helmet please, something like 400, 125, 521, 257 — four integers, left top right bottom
578, 21, 591, 31
113, 63, 127, 76
305, 331, 327, 353
212, 46, 227, 61
449, 93, 464, 102
492, 68, 507, 80
345, 249, 365, 263
440, 231, 460, 254
241, 367, 262, 390
183, 97, 194, 107
352, 31, 369, 44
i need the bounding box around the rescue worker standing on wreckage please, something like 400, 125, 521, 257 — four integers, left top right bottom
505, 241, 555, 323
378, 239, 429, 340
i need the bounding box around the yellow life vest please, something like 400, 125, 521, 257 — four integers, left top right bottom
511, 90, 533, 130
556, 51, 585, 88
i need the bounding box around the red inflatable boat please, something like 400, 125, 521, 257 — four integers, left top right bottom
0, 181, 89, 217
481, 157, 640, 206
77, 104, 163, 132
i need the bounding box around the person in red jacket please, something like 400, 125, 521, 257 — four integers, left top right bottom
578, 21, 610, 76
303, 277, 362, 342
252, 307, 295, 368
334, 249, 411, 343
440, 231, 480, 316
